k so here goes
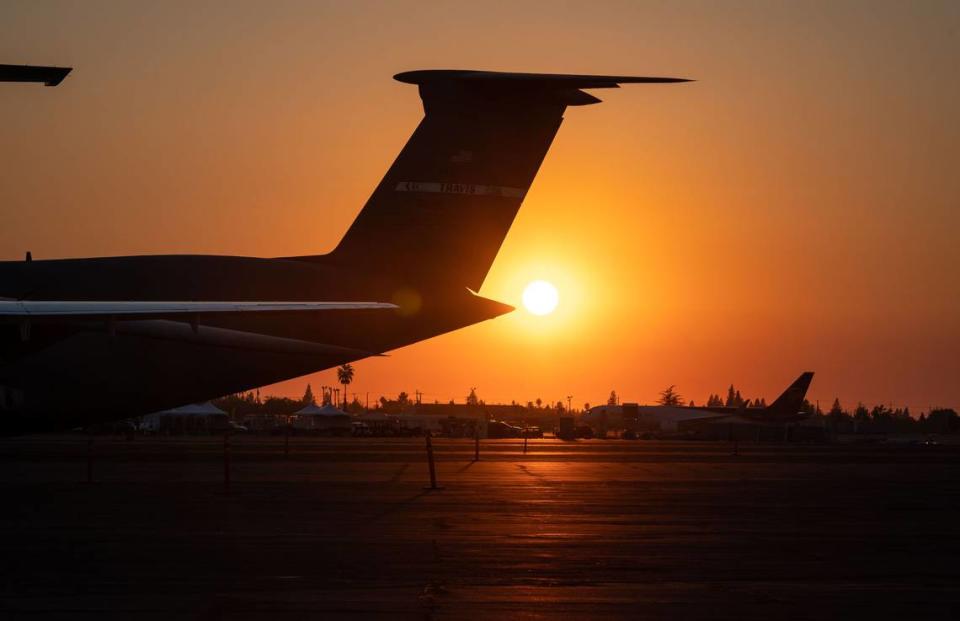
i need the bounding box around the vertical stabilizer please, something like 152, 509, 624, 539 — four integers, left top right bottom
311, 70, 690, 293
767, 372, 815, 418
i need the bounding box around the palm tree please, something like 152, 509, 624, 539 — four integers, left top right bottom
336, 364, 355, 409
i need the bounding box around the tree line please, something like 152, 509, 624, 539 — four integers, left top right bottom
653, 384, 767, 408
213, 368, 959, 435
820, 399, 959, 434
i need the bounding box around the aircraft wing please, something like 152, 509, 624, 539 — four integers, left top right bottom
0, 300, 396, 319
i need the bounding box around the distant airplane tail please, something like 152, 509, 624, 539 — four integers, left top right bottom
301, 70, 689, 293
766, 372, 815, 419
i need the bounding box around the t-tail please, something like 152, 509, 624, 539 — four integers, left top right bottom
297, 70, 690, 295
766, 372, 815, 420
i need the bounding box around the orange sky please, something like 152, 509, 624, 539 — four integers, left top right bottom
2, 1, 958, 411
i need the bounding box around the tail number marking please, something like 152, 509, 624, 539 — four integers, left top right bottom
396, 182, 526, 198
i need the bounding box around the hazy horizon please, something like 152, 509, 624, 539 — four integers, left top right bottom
2, 0, 958, 410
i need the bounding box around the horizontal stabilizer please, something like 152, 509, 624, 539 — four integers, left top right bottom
395, 69, 691, 87
395, 69, 691, 107
0, 64, 72, 86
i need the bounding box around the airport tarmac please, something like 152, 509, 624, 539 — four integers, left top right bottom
1, 436, 959, 620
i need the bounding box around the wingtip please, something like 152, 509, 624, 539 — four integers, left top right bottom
0, 64, 72, 87
45, 67, 72, 87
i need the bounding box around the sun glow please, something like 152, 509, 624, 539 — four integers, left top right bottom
522, 280, 559, 316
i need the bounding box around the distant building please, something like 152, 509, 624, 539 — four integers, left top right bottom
351, 411, 402, 436
411, 403, 489, 436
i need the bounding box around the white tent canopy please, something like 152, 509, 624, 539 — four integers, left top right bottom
154, 402, 227, 416
293, 403, 351, 432
142, 401, 229, 433
294, 404, 348, 417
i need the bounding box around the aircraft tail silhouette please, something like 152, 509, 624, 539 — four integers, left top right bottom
303, 70, 689, 293
766, 372, 815, 419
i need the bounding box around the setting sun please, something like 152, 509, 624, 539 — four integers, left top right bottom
522, 280, 559, 316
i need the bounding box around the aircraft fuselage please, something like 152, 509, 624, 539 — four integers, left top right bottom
0, 254, 508, 432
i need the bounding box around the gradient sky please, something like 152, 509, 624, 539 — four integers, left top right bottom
2, 1, 958, 411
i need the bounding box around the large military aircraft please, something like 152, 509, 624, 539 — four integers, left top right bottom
581, 372, 815, 433
0, 63, 689, 434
